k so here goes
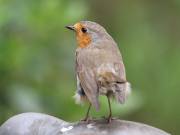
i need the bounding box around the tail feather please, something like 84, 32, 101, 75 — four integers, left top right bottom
115, 82, 131, 104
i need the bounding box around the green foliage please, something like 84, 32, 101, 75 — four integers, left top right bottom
0, 0, 179, 134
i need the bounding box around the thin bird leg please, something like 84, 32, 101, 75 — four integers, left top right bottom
81, 103, 91, 122
107, 96, 112, 123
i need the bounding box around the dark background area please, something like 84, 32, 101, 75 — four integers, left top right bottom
0, 0, 179, 134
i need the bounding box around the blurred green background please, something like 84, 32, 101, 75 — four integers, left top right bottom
0, 0, 180, 134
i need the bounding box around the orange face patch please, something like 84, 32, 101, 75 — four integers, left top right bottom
74, 23, 91, 48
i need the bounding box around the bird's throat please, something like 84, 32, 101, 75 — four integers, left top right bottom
76, 33, 91, 48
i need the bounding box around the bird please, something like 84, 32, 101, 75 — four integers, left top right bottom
65, 21, 131, 123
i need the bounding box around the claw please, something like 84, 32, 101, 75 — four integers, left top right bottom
107, 115, 112, 123
81, 117, 91, 123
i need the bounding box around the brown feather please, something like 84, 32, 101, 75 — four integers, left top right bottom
74, 21, 130, 110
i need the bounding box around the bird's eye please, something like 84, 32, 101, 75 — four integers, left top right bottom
81, 27, 87, 33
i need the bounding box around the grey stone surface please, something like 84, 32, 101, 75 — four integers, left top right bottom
0, 113, 170, 135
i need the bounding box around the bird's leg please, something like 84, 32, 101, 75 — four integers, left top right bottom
81, 103, 91, 122
107, 96, 112, 123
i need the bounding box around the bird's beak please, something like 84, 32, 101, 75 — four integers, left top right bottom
65, 25, 75, 31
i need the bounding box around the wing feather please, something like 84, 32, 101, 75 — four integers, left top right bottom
76, 49, 99, 110
78, 70, 99, 110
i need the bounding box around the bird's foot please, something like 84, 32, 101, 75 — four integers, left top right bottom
80, 117, 92, 124
103, 115, 114, 123
107, 116, 112, 123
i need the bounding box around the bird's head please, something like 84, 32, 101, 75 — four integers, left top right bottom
66, 21, 110, 48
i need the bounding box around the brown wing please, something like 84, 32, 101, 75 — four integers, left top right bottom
94, 40, 127, 83
94, 41, 128, 103
76, 49, 99, 110
114, 61, 126, 83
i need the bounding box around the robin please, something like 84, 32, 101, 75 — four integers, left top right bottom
66, 21, 131, 123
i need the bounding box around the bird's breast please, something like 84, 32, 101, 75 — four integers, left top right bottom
76, 33, 91, 48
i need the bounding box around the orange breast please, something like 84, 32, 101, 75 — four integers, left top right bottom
76, 33, 91, 48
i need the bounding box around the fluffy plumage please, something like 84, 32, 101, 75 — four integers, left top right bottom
71, 21, 131, 110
